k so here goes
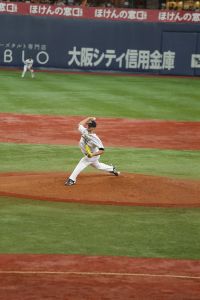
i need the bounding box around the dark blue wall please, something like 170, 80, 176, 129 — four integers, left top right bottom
0, 14, 200, 75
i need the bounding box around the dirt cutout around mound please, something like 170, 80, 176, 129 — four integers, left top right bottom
0, 172, 200, 207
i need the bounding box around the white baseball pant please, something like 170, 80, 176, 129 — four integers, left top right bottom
22, 66, 34, 78
69, 155, 114, 182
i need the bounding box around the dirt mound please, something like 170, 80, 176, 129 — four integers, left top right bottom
0, 172, 200, 207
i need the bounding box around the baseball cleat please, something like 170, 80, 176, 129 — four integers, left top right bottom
110, 166, 120, 176
65, 178, 75, 186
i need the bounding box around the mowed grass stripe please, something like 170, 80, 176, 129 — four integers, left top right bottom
0, 196, 200, 259
0, 143, 200, 179
0, 70, 200, 121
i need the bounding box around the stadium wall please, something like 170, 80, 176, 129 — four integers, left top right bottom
0, 14, 200, 76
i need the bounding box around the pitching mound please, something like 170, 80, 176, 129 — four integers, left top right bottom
0, 172, 200, 207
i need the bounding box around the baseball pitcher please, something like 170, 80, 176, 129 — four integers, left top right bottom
65, 116, 120, 186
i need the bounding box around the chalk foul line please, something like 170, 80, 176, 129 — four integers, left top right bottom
0, 271, 199, 280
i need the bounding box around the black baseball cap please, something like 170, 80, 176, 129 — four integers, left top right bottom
88, 120, 97, 128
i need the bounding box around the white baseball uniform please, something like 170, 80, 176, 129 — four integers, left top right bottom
22, 58, 34, 78
68, 124, 114, 182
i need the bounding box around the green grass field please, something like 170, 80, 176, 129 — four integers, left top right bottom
1, 197, 200, 259
0, 69, 200, 259
0, 143, 200, 179
1, 69, 200, 120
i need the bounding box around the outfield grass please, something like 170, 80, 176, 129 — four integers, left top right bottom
0, 69, 200, 121
0, 197, 200, 259
0, 143, 200, 179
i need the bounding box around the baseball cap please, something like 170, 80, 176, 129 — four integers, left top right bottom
88, 120, 97, 128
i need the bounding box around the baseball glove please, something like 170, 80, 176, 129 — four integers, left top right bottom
85, 144, 93, 158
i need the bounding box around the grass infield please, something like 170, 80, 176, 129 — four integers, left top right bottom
0, 143, 200, 179
0, 197, 200, 259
